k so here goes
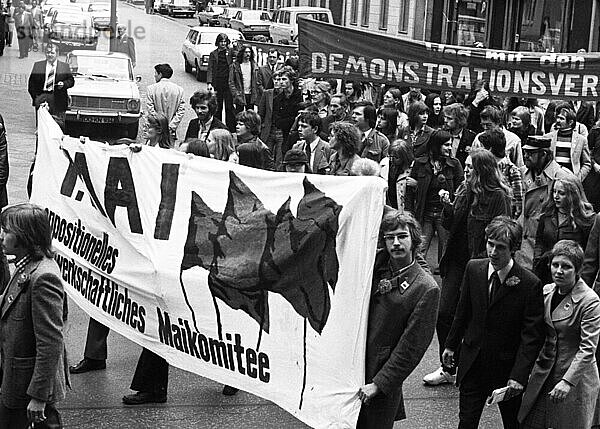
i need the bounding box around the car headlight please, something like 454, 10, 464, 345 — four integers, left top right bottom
202, 54, 209, 65
127, 99, 140, 113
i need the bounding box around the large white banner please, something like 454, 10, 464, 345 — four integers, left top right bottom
31, 110, 386, 429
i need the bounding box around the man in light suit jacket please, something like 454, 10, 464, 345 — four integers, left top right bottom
291, 111, 332, 174
443, 216, 544, 429
27, 43, 74, 123
352, 101, 389, 163
357, 210, 439, 429
146, 63, 185, 141
544, 105, 591, 182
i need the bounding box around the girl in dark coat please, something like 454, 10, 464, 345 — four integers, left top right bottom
533, 176, 595, 285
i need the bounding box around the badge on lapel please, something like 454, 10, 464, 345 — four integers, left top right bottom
399, 280, 410, 294
17, 273, 30, 285
7, 294, 13, 304
378, 279, 393, 295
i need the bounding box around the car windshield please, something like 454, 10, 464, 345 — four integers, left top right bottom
199, 32, 240, 44
296, 12, 329, 23
89, 4, 109, 11
245, 10, 269, 20
68, 55, 131, 80
54, 13, 89, 25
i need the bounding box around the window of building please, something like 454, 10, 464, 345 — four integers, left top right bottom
379, 0, 388, 29
350, 0, 358, 25
361, 0, 370, 26
309, 0, 316, 6
320, 0, 326, 7
398, 0, 410, 33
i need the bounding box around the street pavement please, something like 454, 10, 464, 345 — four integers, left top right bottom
0, 4, 504, 427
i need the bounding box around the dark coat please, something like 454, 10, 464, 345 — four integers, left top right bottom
576, 101, 596, 131
533, 211, 593, 284
582, 213, 600, 292
258, 88, 274, 143
0, 115, 9, 209
454, 128, 476, 167
256, 63, 280, 101
365, 253, 439, 421
237, 136, 274, 171
228, 60, 259, 106
114, 34, 136, 67
399, 125, 434, 158
404, 155, 463, 225
0, 257, 68, 409
27, 60, 74, 114
359, 129, 389, 163
184, 116, 227, 142
207, 48, 233, 86
445, 258, 545, 387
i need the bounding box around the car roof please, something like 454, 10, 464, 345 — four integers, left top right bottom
188, 26, 242, 34
69, 50, 130, 59
275, 6, 330, 11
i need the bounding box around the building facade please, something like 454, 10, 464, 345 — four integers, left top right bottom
342, 0, 434, 41
431, 0, 600, 53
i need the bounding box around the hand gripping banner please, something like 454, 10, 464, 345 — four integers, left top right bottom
30, 109, 386, 429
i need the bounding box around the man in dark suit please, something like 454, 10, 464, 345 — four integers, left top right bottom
291, 111, 332, 174
184, 90, 227, 142
256, 48, 280, 103
207, 33, 235, 132
113, 24, 136, 68
443, 216, 544, 429
357, 210, 440, 429
27, 43, 74, 125
574, 100, 595, 132
13, 1, 32, 58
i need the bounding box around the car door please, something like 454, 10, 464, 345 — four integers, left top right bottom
230, 11, 242, 31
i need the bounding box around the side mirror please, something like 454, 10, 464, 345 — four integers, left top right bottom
135, 75, 142, 82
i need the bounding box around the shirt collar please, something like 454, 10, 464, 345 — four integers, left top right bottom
362, 128, 373, 140
451, 129, 463, 139
488, 258, 514, 283
390, 259, 416, 278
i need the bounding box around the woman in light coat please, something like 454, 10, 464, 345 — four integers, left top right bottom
519, 240, 600, 429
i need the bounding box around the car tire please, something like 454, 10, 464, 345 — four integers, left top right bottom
183, 55, 192, 73
195, 61, 205, 82
125, 122, 139, 139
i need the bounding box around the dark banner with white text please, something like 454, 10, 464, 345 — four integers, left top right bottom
298, 19, 600, 99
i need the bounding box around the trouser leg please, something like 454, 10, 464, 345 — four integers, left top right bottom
130, 348, 169, 395
84, 318, 110, 361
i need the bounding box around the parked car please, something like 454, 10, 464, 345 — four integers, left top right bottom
87, 1, 111, 29
181, 26, 243, 81
269, 6, 332, 44
154, 0, 170, 14
217, 7, 244, 28
65, 50, 142, 138
197, 5, 223, 25
229, 9, 270, 39
43, 4, 85, 26
41, 0, 72, 14
48, 10, 98, 51
125, 0, 145, 5
167, 0, 194, 17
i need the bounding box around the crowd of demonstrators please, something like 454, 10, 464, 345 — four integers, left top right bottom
18, 29, 600, 428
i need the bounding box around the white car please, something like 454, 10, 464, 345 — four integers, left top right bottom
197, 5, 223, 26
65, 50, 142, 138
87, 2, 111, 29
217, 7, 244, 28
181, 26, 243, 81
269, 6, 332, 44
166, 0, 194, 17
229, 9, 270, 39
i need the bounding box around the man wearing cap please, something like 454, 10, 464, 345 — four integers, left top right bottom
292, 111, 331, 175
544, 105, 591, 181
519, 135, 576, 268
282, 149, 310, 173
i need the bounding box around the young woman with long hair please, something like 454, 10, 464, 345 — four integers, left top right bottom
402, 101, 434, 158
144, 114, 173, 149
386, 139, 414, 211
423, 148, 511, 387
533, 176, 595, 284
376, 107, 399, 143
425, 93, 444, 129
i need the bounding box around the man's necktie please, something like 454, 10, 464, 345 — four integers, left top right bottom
489, 271, 500, 304
305, 142, 311, 163
45, 63, 55, 92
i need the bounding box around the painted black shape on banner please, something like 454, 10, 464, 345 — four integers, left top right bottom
180, 171, 342, 340
105, 157, 143, 234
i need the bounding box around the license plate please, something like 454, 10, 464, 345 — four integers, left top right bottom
79, 116, 117, 124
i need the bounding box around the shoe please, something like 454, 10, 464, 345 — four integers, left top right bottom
222, 385, 239, 396
122, 391, 167, 405
423, 367, 456, 386
69, 358, 106, 374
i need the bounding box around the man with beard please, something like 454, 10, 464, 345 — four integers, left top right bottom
184, 90, 227, 143
320, 93, 351, 141
357, 210, 439, 429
